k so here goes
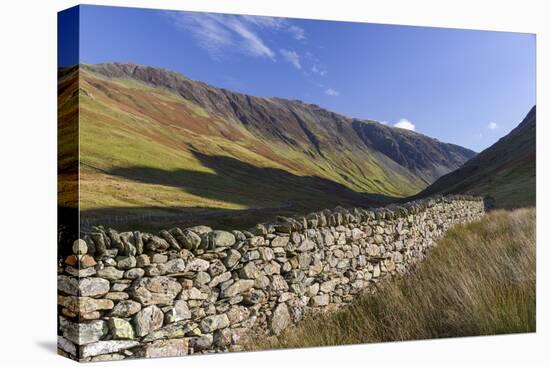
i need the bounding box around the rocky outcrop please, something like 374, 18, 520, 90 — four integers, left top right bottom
58, 195, 487, 362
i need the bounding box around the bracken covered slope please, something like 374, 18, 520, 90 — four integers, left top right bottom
416, 106, 536, 208
58, 63, 476, 223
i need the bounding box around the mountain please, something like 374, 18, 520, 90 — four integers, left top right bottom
59, 63, 475, 226
415, 106, 536, 208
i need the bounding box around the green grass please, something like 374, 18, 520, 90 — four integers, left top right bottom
249, 208, 535, 350
432, 158, 536, 210
465, 160, 536, 209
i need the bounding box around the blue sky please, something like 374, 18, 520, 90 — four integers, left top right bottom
60, 5, 536, 151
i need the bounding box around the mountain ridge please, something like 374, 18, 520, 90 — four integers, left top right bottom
80, 62, 476, 186
81, 62, 465, 142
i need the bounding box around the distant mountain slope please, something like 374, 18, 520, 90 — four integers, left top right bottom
59, 63, 476, 223
415, 106, 536, 208
83, 63, 474, 187
351, 120, 475, 183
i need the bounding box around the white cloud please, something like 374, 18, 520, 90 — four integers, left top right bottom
394, 118, 416, 131
324, 88, 340, 96
240, 15, 285, 29
488, 122, 498, 130
280, 49, 301, 69
287, 25, 306, 40
311, 65, 327, 76
167, 12, 312, 62
167, 12, 275, 60
228, 18, 275, 59
242, 16, 306, 42
305, 52, 328, 76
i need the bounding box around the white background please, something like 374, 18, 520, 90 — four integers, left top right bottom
0, 0, 547, 365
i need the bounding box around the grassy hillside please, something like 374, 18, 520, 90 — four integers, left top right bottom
416, 107, 536, 209
59, 64, 475, 226
76, 68, 378, 221
250, 208, 535, 350
83, 63, 474, 186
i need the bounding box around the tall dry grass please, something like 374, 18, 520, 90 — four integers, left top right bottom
250, 208, 536, 350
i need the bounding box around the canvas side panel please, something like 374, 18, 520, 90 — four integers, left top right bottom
57, 5, 81, 362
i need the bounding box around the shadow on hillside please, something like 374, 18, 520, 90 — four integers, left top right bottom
81, 151, 399, 230
107, 150, 389, 208
81, 205, 309, 233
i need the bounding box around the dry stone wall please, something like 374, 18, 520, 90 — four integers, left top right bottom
57, 195, 487, 361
